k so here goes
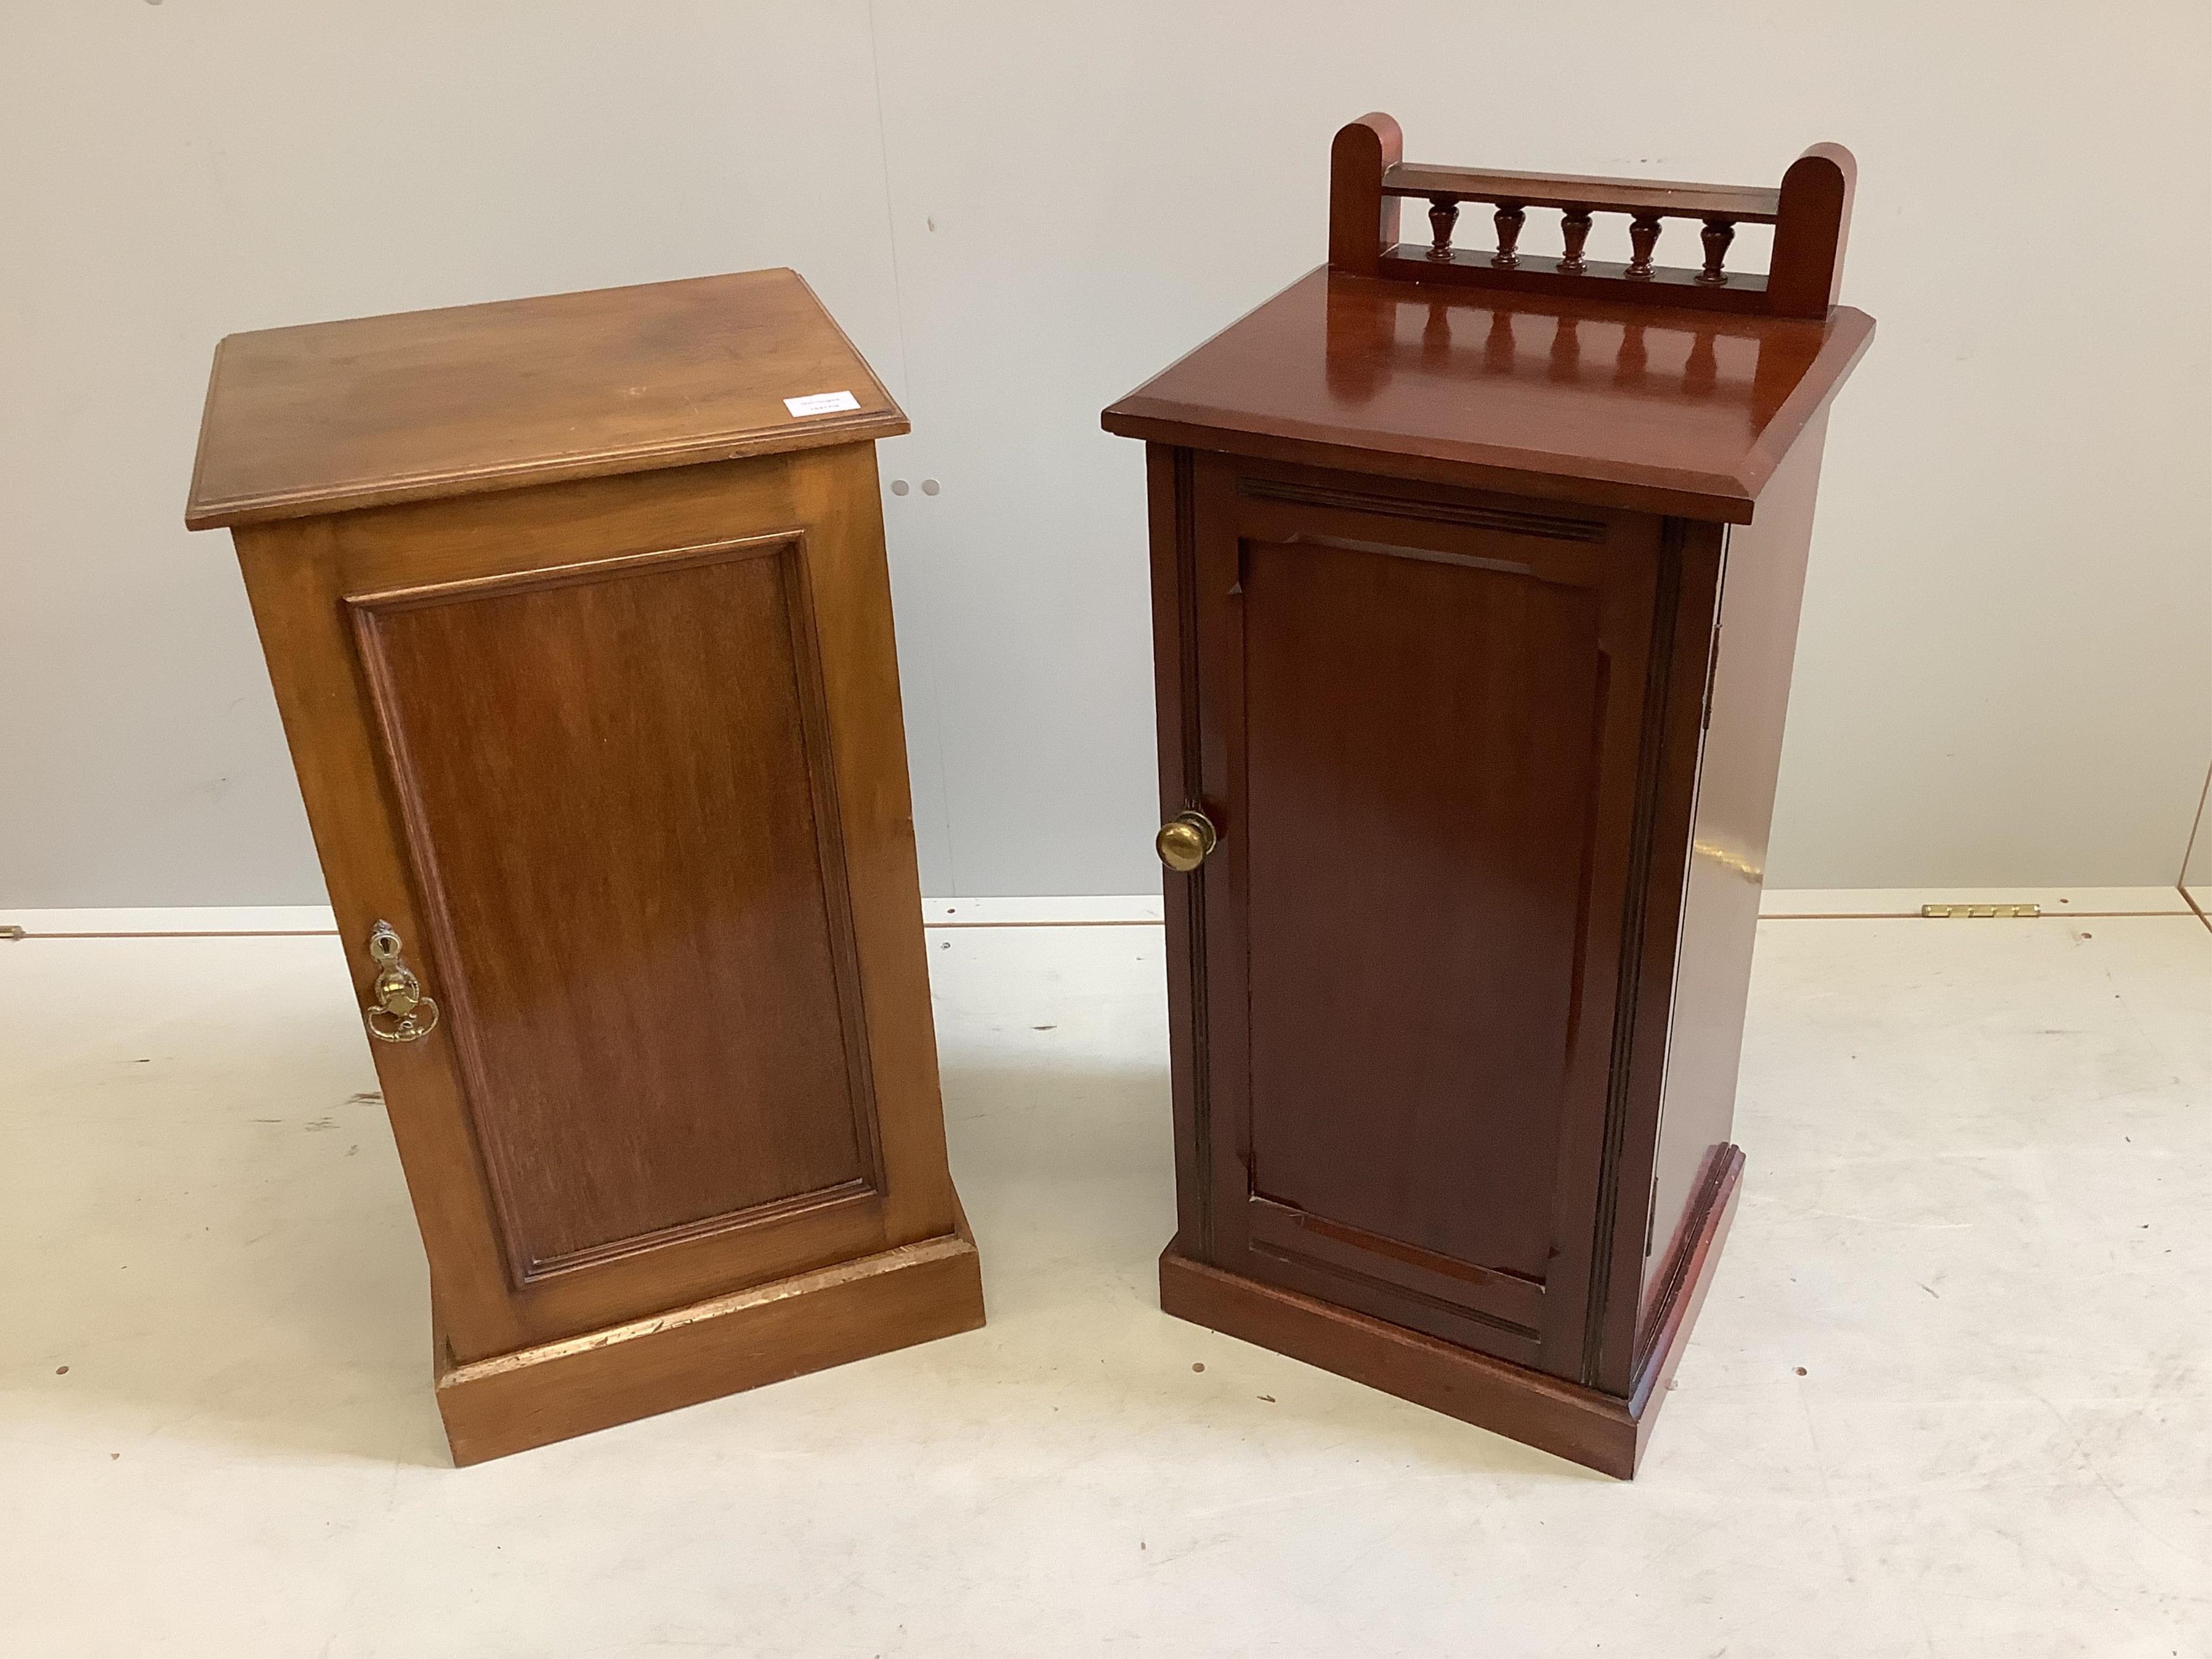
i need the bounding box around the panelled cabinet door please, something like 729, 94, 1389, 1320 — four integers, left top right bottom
1185, 455, 1667, 1378
237, 448, 957, 1365
348, 532, 888, 1292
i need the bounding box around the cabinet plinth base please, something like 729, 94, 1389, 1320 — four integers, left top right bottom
434, 1197, 984, 1466
1158, 1149, 1742, 1479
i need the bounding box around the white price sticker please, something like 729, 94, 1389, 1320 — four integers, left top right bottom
783, 390, 861, 417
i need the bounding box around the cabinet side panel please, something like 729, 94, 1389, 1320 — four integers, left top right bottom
784, 443, 960, 1251
1641, 412, 1831, 1326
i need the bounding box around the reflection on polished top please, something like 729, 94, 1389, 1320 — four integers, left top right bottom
1103, 269, 1874, 523
185, 268, 906, 532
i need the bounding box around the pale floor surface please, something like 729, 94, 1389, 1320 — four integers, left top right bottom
1, 914, 2208, 1657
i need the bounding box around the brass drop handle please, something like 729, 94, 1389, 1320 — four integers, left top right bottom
363, 920, 440, 1043
1155, 810, 1218, 873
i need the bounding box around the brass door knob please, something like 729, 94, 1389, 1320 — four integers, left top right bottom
1155, 810, 1218, 873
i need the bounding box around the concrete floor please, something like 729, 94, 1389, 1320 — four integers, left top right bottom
2, 904, 2207, 1656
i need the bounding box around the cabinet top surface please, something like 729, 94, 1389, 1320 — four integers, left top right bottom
185, 268, 906, 531
1102, 269, 1873, 522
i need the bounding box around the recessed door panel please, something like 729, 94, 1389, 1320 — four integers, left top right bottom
350, 535, 881, 1279
1189, 458, 1666, 1370
1242, 535, 1604, 1280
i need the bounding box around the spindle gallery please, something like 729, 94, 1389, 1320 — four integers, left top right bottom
1339, 113, 1853, 316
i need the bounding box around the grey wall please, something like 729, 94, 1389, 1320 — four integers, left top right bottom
4, 1, 2207, 905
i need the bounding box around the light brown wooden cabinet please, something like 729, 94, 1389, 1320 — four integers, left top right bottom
187, 268, 982, 1464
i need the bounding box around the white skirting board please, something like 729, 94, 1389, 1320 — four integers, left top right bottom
921, 895, 1163, 926
0, 898, 1166, 938
1755, 886, 2191, 918
0, 905, 341, 936
0, 888, 2194, 938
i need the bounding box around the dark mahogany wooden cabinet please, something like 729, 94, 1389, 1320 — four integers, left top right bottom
186, 269, 982, 1464
1104, 116, 1872, 1476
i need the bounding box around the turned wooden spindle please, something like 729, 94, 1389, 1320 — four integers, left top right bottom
1699, 218, 1736, 286
1491, 202, 1525, 268
1427, 196, 1459, 261
1559, 209, 1594, 275
1625, 213, 1662, 279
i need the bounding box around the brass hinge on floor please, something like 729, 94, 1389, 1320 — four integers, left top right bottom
1920, 903, 2040, 919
